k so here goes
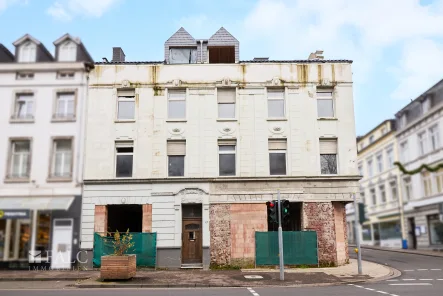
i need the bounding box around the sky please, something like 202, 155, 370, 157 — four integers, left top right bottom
1, 0, 443, 136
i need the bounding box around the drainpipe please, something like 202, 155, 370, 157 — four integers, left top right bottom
394, 141, 408, 249
200, 40, 203, 63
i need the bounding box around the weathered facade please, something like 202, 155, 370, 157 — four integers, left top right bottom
81, 28, 358, 269
0, 34, 93, 269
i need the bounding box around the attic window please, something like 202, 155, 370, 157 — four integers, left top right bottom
19, 42, 36, 63
209, 46, 235, 63
16, 72, 34, 80
57, 72, 75, 79
169, 48, 197, 64
59, 41, 77, 62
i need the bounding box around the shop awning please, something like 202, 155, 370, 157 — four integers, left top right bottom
0, 197, 74, 211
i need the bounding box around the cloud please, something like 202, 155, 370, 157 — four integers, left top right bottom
0, 0, 27, 13
46, 0, 121, 21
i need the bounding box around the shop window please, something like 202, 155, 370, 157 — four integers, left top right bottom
36, 213, 51, 258
428, 215, 443, 245
0, 220, 5, 258
362, 225, 372, 241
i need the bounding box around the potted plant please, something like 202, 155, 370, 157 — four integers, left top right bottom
100, 229, 136, 280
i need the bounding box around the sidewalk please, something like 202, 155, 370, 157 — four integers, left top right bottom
359, 245, 443, 257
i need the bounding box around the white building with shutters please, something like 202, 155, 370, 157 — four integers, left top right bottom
0, 34, 93, 269
81, 28, 359, 270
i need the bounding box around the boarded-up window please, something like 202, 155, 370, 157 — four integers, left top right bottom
209, 47, 235, 63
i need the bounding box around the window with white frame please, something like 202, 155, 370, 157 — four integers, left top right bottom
429, 125, 440, 151
51, 139, 72, 178
390, 180, 398, 200
422, 98, 430, 113
115, 142, 133, 178
58, 41, 77, 62
168, 89, 186, 119
422, 171, 432, 197
55, 92, 75, 119
386, 147, 394, 168
267, 88, 285, 118
379, 185, 386, 203
117, 89, 135, 120
367, 158, 373, 177
360, 191, 365, 204
9, 140, 31, 178
57, 72, 75, 79
217, 88, 236, 119
269, 139, 287, 175
418, 131, 428, 156
13, 93, 34, 120
319, 139, 338, 174
358, 164, 363, 177
218, 140, 236, 176
376, 153, 383, 173
403, 177, 412, 201
16, 72, 34, 80
400, 141, 409, 162
370, 188, 377, 205
316, 91, 334, 117
435, 168, 443, 193
381, 127, 387, 135
369, 135, 375, 144
167, 140, 186, 176
18, 42, 36, 62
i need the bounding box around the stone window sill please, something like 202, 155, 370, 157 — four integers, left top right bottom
114, 119, 136, 123
217, 118, 237, 122
4, 177, 30, 183
47, 177, 73, 183
317, 117, 338, 121
267, 118, 288, 121
52, 118, 76, 123
9, 118, 34, 124
166, 119, 187, 123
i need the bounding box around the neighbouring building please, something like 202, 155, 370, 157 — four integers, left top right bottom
395, 79, 443, 250
0, 34, 93, 269
346, 120, 406, 248
81, 27, 359, 269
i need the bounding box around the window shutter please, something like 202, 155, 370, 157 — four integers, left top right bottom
319, 139, 337, 154
115, 141, 133, 148
169, 89, 186, 99
268, 139, 287, 150
117, 89, 135, 97
267, 88, 284, 99
217, 89, 236, 103
167, 141, 186, 155
218, 139, 236, 146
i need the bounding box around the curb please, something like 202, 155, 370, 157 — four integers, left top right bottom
0, 277, 90, 282
366, 265, 402, 283
353, 245, 443, 258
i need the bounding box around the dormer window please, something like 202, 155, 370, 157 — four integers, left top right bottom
19, 42, 36, 62
422, 97, 431, 113
59, 41, 77, 62
169, 48, 197, 64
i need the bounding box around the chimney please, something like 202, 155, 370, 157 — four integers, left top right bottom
308, 50, 324, 60
253, 57, 269, 62
112, 47, 125, 62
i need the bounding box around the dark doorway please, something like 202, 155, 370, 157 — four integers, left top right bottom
408, 217, 417, 249
107, 205, 142, 233
268, 202, 302, 232
208, 46, 235, 63
182, 204, 202, 264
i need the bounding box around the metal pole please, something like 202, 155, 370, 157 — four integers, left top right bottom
277, 190, 284, 281
396, 174, 408, 249
353, 193, 362, 275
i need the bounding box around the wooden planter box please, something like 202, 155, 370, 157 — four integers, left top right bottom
100, 255, 136, 280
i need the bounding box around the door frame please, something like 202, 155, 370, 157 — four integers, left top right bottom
181, 218, 203, 264
51, 218, 74, 269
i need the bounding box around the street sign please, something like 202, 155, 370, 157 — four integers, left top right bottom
0, 210, 30, 220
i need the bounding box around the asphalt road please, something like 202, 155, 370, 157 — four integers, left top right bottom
1, 247, 443, 296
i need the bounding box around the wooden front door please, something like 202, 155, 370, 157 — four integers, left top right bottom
182, 219, 202, 264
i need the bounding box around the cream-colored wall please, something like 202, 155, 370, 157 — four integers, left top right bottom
84, 63, 357, 180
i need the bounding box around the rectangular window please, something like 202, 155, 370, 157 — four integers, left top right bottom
367, 159, 373, 177
168, 89, 186, 119
403, 177, 412, 201
269, 139, 287, 175
19, 42, 36, 62
381, 127, 387, 135
418, 131, 428, 156
16, 72, 34, 80
115, 142, 133, 178
59, 41, 77, 62
360, 192, 365, 204
376, 153, 383, 173
369, 135, 375, 144
117, 89, 135, 120
390, 181, 398, 200
267, 88, 285, 118
429, 125, 440, 151
51, 139, 72, 178
169, 48, 197, 64
54, 92, 75, 119
319, 139, 338, 174
13, 93, 34, 120
168, 140, 186, 177
218, 140, 236, 176
422, 171, 432, 197
370, 188, 377, 205
358, 164, 363, 177
386, 148, 394, 168
428, 214, 443, 245
379, 185, 386, 203
57, 72, 75, 79
217, 88, 236, 119
9, 140, 31, 178
400, 141, 409, 162
435, 169, 443, 193
316, 91, 334, 117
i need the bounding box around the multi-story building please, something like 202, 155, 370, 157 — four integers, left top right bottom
395, 79, 443, 249
81, 27, 359, 269
346, 120, 406, 248
0, 34, 93, 269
